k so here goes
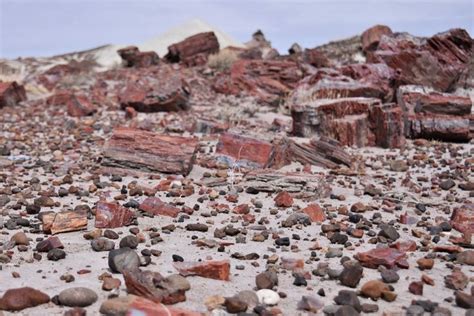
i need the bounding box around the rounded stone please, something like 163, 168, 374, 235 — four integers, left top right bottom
58, 287, 98, 307
256, 289, 280, 305
108, 247, 140, 273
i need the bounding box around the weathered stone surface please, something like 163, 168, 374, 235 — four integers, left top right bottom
42, 209, 87, 234
58, 287, 98, 307
36, 236, 64, 252
303, 48, 332, 68
95, 201, 135, 229
48, 92, 97, 117
123, 269, 190, 304
173, 260, 230, 281
117, 46, 160, 68
215, 132, 276, 169
118, 65, 190, 112
370, 28, 472, 91
139, 197, 180, 218
292, 97, 372, 146
0, 287, 50, 311
102, 127, 199, 175
213, 59, 305, 104
397, 86, 472, 141
302, 204, 326, 223
166, 32, 219, 66
0, 81, 27, 108
361, 25, 393, 52
451, 204, 474, 236
354, 247, 408, 269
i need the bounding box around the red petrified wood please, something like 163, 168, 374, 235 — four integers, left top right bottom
173, 260, 230, 281
139, 197, 180, 218
95, 201, 135, 228
102, 127, 199, 176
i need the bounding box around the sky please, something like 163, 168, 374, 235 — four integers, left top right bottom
0, 0, 473, 59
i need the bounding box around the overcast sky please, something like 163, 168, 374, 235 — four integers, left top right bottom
0, 0, 472, 59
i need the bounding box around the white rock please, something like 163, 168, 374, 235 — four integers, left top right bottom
256, 289, 280, 305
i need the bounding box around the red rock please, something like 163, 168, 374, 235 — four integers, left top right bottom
291, 97, 378, 147
451, 204, 474, 236
368, 102, 405, 148
139, 197, 180, 218
173, 260, 230, 281
35, 236, 64, 252
0, 81, 27, 108
47, 92, 97, 117
390, 240, 417, 252
408, 281, 424, 295
274, 191, 293, 208
233, 204, 250, 215
102, 127, 198, 175
118, 65, 190, 112
37, 61, 92, 91
370, 28, 472, 92
432, 245, 464, 253
213, 59, 306, 104
123, 269, 190, 304
280, 257, 305, 271
165, 32, 219, 67
215, 133, 276, 169
354, 247, 408, 269
0, 287, 50, 311
397, 86, 472, 142
360, 280, 391, 299
95, 201, 135, 228
361, 25, 393, 52
42, 209, 88, 234
125, 106, 137, 119
445, 269, 468, 290
117, 46, 160, 68
302, 204, 326, 223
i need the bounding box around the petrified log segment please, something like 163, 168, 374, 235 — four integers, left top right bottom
370, 28, 472, 91
117, 46, 160, 68
215, 132, 352, 170
42, 210, 88, 235
102, 127, 199, 175
165, 32, 219, 66
213, 59, 306, 104
397, 86, 472, 141
118, 65, 191, 112
0, 81, 27, 108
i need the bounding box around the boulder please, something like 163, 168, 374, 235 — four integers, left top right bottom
47, 92, 97, 117
0, 81, 27, 108
165, 32, 219, 66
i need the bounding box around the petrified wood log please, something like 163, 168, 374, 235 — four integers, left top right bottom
102, 127, 199, 175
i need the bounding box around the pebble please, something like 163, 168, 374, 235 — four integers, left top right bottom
91, 238, 115, 252
108, 248, 140, 273
256, 289, 280, 305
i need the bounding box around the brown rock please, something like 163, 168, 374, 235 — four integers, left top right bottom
95, 201, 135, 229
445, 269, 468, 290
139, 197, 180, 218
117, 46, 159, 68
360, 280, 391, 299
42, 209, 88, 234
0, 287, 50, 311
408, 281, 424, 295
36, 236, 64, 252
0, 81, 27, 108
102, 127, 198, 175
416, 258, 434, 270
173, 260, 230, 281
166, 32, 219, 66
451, 204, 474, 236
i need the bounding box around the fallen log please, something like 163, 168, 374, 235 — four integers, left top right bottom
102, 127, 199, 175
